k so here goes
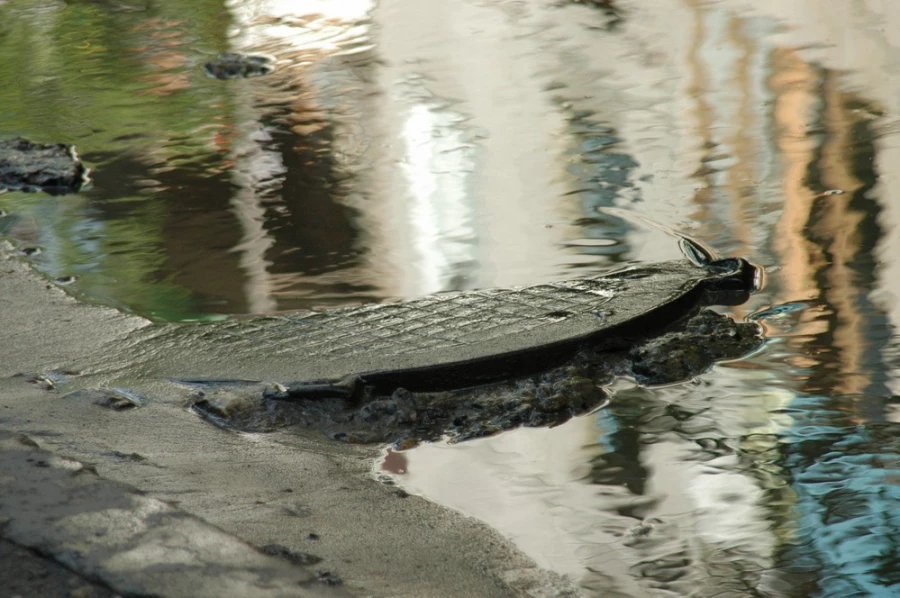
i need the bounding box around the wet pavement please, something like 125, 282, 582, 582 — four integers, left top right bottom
0, 538, 117, 598
2, 0, 900, 596
0, 430, 348, 598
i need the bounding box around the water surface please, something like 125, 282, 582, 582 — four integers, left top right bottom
2, 0, 899, 595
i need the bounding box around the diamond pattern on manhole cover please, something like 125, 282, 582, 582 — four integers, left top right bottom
204, 278, 621, 359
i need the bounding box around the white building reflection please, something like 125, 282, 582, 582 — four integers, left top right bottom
399, 91, 479, 294
213, 0, 900, 594
388, 0, 900, 595
223, 0, 375, 312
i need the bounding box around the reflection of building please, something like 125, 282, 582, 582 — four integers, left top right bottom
203, 0, 589, 308
402, 1, 900, 596
214, 0, 378, 313
4, 0, 900, 592
0, 0, 381, 318
769, 55, 898, 594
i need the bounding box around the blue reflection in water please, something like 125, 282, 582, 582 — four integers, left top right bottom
565, 110, 638, 261
782, 395, 900, 596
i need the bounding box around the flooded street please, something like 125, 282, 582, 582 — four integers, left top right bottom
2, 0, 900, 596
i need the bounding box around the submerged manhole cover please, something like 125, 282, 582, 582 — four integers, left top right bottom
160, 257, 758, 397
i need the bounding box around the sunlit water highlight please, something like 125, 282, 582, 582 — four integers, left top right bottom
2, 0, 900, 595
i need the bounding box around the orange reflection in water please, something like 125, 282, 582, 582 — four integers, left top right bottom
131, 18, 192, 97
770, 47, 883, 408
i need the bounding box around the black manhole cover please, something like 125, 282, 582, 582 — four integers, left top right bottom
161, 257, 758, 398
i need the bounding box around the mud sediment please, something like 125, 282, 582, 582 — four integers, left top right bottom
0, 138, 86, 194
185, 310, 762, 446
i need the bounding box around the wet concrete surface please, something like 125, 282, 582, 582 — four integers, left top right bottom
0, 246, 579, 597
77, 256, 756, 412
0, 430, 347, 598
0, 539, 118, 598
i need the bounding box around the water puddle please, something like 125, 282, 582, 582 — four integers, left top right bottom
3, 0, 900, 595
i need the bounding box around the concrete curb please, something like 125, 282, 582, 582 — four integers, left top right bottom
0, 432, 351, 598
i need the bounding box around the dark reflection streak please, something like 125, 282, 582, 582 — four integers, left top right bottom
148, 153, 248, 311
263, 111, 376, 307
569, 0, 625, 31
564, 109, 637, 265
227, 45, 378, 310
588, 406, 649, 498
265, 113, 359, 274
803, 75, 848, 395
844, 104, 885, 283
77, 148, 247, 318
805, 85, 885, 401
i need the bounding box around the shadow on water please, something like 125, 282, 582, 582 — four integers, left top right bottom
2, 0, 900, 596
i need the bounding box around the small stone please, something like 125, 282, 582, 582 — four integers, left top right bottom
94, 393, 141, 410
109, 451, 146, 462
261, 543, 322, 565
16, 434, 39, 448
26, 374, 56, 391
203, 53, 273, 80
315, 570, 342, 585
190, 391, 255, 419
63, 388, 146, 410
